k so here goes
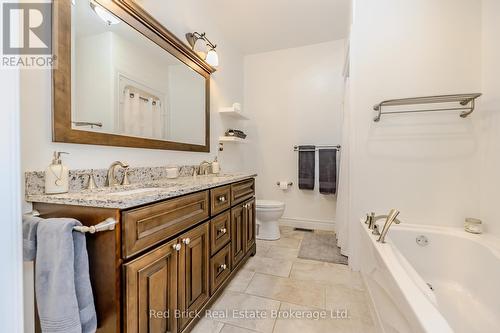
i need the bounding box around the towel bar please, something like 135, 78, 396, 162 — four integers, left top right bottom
293, 145, 341, 151
373, 93, 482, 122
27, 210, 118, 234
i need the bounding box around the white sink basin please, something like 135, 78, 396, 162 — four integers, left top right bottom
107, 188, 159, 196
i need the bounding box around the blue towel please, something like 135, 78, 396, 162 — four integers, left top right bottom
23, 216, 97, 333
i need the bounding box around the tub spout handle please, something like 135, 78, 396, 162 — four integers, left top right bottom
377, 209, 401, 243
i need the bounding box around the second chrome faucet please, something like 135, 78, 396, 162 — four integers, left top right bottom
106, 161, 130, 186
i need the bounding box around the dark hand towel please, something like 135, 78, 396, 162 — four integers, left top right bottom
319, 149, 337, 194
298, 145, 316, 190
23, 216, 98, 333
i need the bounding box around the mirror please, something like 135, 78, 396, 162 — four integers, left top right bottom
53, 0, 215, 151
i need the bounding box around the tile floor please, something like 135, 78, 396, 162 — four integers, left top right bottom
192, 227, 380, 333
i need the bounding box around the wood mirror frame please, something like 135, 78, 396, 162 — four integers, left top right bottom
53, 0, 216, 152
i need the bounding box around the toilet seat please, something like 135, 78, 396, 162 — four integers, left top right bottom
256, 200, 285, 210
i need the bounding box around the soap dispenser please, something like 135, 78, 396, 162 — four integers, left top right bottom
211, 156, 220, 174
45, 151, 70, 194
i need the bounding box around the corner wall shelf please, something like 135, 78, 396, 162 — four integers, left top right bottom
373, 93, 482, 122
219, 136, 248, 143
219, 107, 249, 120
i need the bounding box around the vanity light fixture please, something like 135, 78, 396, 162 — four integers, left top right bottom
90, 0, 121, 26
186, 32, 219, 67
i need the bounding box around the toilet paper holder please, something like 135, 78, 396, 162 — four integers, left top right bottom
276, 181, 293, 186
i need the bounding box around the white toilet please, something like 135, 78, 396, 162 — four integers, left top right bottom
256, 200, 285, 240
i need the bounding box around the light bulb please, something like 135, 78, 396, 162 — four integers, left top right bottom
205, 49, 219, 67
90, 2, 120, 25
193, 39, 208, 58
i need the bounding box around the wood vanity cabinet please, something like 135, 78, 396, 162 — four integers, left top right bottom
124, 238, 179, 333
231, 198, 256, 267
32, 177, 256, 333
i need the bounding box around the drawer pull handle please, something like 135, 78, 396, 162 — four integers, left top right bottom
182, 238, 191, 245
172, 243, 181, 251
219, 264, 227, 270
218, 228, 227, 235
218, 196, 226, 203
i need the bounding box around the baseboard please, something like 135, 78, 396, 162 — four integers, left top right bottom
279, 217, 335, 231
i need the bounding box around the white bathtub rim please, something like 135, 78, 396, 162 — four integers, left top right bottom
359, 219, 454, 333
389, 222, 500, 259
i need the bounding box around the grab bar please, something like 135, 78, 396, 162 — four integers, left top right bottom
27, 210, 118, 234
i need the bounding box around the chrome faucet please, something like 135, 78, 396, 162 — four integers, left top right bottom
377, 209, 401, 243
106, 161, 129, 186
198, 161, 211, 175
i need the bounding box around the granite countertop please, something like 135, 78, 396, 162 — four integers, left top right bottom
26, 173, 256, 209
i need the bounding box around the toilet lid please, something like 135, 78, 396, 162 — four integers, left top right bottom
256, 200, 285, 208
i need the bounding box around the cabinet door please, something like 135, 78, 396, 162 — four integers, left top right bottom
231, 204, 246, 267
244, 198, 256, 252
124, 240, 178, 333
178, 222, 210, 330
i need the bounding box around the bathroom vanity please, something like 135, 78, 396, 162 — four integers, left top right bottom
28, 174, 256, 333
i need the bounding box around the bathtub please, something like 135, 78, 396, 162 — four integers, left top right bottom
359, 219, 500, 333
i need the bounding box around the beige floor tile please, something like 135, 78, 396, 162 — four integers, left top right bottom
272, 302, 354, 333
210, 291, 280, 333
255, 240, 271, 256
226, 269, 255, 292
257, 236, 302, 249
220, 324, 260, 333
245, 273, 325, 308
191, 317, 224, 333
243, 256, 293, 278
350, 321, 381, 333
279, 226, 308, 240
261, 246, 299, 260
290, 259, 364, 290
325, 284, 375, 328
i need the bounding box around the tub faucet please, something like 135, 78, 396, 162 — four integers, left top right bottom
377, 209, 401, 243
106, 161, 129, 186
369, 212, 401, 230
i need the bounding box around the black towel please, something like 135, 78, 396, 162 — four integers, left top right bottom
298, 145, 315, 190
319, 149, 337, 194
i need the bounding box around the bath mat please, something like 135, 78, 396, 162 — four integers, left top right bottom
298, 232, 348, 265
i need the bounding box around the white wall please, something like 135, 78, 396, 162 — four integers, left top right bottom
348, 0, 482, 266
479, 0, 500, 237
168, 64, 206, 144
0, 44, 24, 333
244, 40, 346, 228
75, 32, 114, 130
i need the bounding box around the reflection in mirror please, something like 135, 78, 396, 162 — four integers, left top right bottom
71, 0, 206, 145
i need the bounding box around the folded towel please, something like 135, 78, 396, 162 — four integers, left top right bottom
298, 145, 316, 190
23, 216, 97, 333
319, 148, 337, 194
23, 215, 43, 261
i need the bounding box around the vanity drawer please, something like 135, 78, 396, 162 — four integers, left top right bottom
210, 185, 231, 215
209, 211, 231, 255
122, 191, 209, 258
210, 244, 232, 295
231, 179, 255, 205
